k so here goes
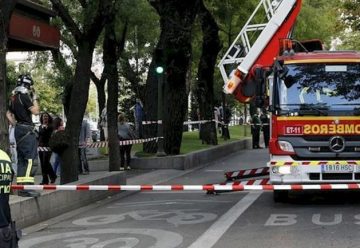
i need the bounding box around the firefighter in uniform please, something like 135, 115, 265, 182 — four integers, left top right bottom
6, 74, 40, 197
0, 149, 19, 247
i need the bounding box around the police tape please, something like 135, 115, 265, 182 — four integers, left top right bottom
37, 137, 162, 151
142, 119, 269, 126
10, 183, 360, 191
142, 120, 162, 125
142, 120, 217, 125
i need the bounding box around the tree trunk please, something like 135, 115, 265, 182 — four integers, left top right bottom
0, 1, 16, 152
60, 44, 93, 184
103, 21, 121, 171
196, 0, 222, 145
149, 0, 200, 155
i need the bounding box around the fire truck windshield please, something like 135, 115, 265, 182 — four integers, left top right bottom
277, 63, 360, 116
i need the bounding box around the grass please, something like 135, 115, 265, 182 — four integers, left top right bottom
133, 125, 251, 157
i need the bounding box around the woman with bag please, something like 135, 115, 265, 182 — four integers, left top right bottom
38, 112, 57, 184
117, 113, 136, 171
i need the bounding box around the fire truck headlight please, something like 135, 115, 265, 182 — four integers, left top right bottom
278, 141, 294, 152
278, 165, 291, 175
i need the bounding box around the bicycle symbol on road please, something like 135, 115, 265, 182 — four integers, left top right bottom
73, 209, 217, 227
20, 228, 183, 248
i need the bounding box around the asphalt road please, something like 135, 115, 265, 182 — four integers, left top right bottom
19, 148, 360, 248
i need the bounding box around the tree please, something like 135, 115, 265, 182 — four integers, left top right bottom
147, 0, 200, 155
293, 0, 341, 47
0, 0, 17, 152
195, 0, 222, 145
50, 0, 115, 184
336, 0, 360, 50
102, 6, 128, 171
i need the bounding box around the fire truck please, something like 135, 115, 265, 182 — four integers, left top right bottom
218, 0, 360, 201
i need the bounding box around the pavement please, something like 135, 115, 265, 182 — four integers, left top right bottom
11, 137, 252, 228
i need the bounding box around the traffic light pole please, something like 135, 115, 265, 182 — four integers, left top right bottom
156, 70, 166, 157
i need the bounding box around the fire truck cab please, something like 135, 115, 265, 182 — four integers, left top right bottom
268, 49, 360, 200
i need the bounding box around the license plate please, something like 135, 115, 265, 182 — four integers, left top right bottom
322, 164, 354, 173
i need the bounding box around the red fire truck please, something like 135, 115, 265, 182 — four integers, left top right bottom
218, 0, 360, 201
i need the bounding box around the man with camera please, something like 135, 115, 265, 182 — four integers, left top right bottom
0, 149, 19, 247
6, 74, 40, 197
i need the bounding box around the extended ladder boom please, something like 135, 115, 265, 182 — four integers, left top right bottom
218, 0, 302, 102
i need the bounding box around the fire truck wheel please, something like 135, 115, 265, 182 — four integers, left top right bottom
273, 190, 288, 203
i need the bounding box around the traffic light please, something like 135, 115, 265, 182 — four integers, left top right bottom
154, 48, 165, 74
156, 66, 164, 74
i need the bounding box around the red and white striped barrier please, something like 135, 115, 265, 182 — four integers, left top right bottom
220, 178, 270, 186
10, 183, 360, 191
225, 167, 269, 180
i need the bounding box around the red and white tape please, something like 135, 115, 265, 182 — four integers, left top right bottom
37, 137, 162, 151
142, 120, 162, 125
11, 183, 360, 191
225, 167, 269, 180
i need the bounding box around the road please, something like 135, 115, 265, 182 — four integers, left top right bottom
19, 148, 360, 248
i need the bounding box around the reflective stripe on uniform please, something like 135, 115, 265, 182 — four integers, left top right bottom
16, 177, 34, 183
25, 159, 32, 178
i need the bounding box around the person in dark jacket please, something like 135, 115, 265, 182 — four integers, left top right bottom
251, 108, 262, 149
38, 112, 57, 184
0, 149, 19, 247
118, 113, 135, 170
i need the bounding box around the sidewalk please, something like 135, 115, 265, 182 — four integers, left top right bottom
11, 138, 251, 228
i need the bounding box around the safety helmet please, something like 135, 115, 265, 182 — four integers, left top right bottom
16, 74, 33, 89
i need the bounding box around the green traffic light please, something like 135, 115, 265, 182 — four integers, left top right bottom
156, 66, 164, 74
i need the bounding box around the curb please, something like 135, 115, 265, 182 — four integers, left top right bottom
91, 138, 252, 170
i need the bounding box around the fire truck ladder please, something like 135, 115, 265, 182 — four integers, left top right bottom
218, 0, 298, 94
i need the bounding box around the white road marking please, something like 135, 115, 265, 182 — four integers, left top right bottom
188, 192, 262, 248
20, 228, 183, 248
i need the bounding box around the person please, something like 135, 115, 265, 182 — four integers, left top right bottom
0, 149, 19, 247
214, 107, 221, 133
260, 110, 270, 148
251, 108, 262, 149
133, 98, 144, 138
99, 107, 109, 155
118, 113, 135, 170
38, 112, 57, 185
8, 124, 17, 174
6, 74, 40, 197
51, 117, 64, 176
99, 107, 108, 141
78, 119, 91, 175
222, 104, 231, 140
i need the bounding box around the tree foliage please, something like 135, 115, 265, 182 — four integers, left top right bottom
337, 0, 360, 50
293, 0, 341, 47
